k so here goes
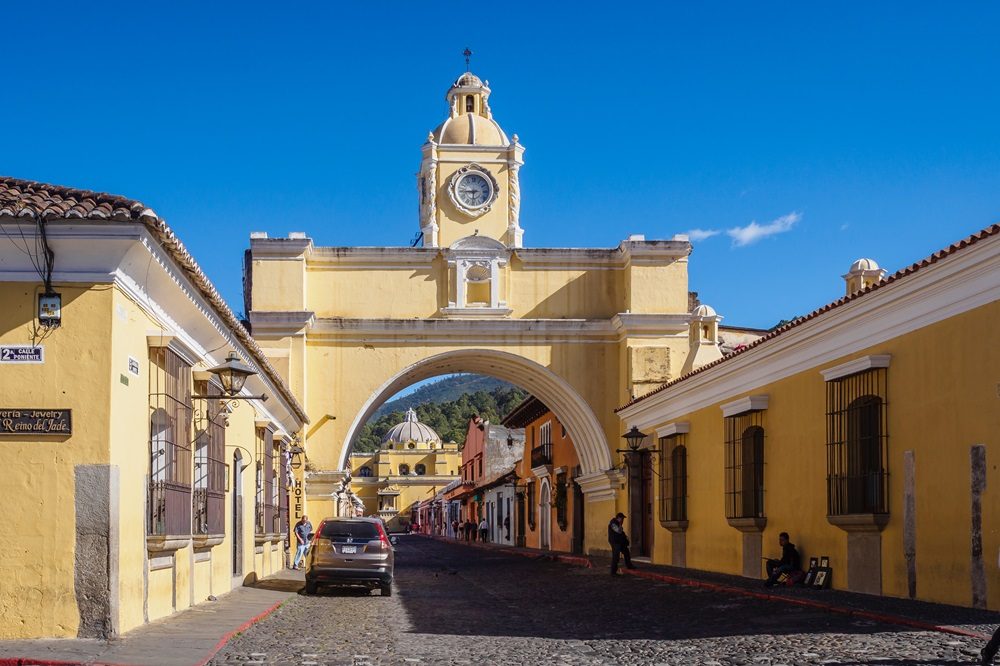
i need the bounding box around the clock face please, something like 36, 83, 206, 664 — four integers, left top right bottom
456, 172, 491, 208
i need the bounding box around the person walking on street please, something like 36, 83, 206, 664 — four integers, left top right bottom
608, 512, 634, 576
478, 517, 489, 543
292, 515, 312, 570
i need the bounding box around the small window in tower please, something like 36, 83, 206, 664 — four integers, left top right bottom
466, 95, 474, 112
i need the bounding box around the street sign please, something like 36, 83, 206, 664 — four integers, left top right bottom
0, 409, 72, 435
0, 346, 44, 364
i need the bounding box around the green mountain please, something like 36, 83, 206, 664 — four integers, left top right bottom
354, 376, 529, 453
372, 374, 517, 418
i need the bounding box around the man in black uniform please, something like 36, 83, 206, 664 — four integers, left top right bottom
764, 531, 801, 587
608, 512, 634, 576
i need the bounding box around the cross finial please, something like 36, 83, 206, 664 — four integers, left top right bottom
463, 48, 473, 71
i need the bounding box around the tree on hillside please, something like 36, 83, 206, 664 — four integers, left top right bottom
353, 386, 530, 453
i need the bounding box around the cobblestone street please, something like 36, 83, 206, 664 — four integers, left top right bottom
210, 536, 991, 665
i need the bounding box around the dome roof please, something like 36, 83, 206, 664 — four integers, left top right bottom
453, 72, 484, 88
848, 258, 880, 273
382, 408, 441, 446
692, 304, 718, 318
433, 113, 509, 146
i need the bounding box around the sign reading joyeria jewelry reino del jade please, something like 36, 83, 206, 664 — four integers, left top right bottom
0, 409, 72, 435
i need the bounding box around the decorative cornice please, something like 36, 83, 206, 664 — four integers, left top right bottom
306, 246, 439, 268
575, 469, 624, 503
304, 315, 688, 345
720, 395, 769, 417
248, 311, 316, 335
820, 354, 891, 382
655, 421, 690, 438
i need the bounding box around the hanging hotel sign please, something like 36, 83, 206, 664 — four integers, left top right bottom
0, 345, 44, 364
0, 409, 72, 435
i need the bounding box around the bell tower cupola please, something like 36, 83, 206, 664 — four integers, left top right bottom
418, 65, 525, 250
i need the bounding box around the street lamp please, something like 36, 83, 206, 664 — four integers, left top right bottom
622, 426, 647, 452
616, 426, 657, 469
194, 350, 267, 401
209, 351, 255, 395
288, 444, 304, 470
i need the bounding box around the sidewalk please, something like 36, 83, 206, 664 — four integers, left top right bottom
0, 570, 303, 666
425, 533, 999, 640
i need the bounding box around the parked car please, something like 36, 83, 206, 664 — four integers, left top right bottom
305, 517, 396, 596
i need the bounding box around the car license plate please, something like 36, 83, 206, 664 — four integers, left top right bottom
341, 545, 357, 554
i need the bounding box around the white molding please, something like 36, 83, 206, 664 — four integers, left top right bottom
146, 332, 201, 367
618, 231, 1000, 430
531, 464, 552, 479
439, 307, 513, 318
255, 419, 277, 432
576, 469, 624, 503
720, 395, 769, 417
820, 354, 891, 381
655, 421, 690, 438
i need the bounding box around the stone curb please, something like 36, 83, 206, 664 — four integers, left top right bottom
424, 533, 990, 641
194, 597, 288, 666
0, 598, 288, 666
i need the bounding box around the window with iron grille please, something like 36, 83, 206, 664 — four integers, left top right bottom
526, 480, 536, 530
724, 411, 765, 520
658, 434, 688, 524
270, 439, 281, 533
255, 427, 275, 534
555, 472, 568, 530
148, 347, 193, 536
193, 381, 226, 535
826, 367, 888, 515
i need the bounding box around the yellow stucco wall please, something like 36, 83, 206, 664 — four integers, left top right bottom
0, 279, 297, 638
0, 283, 113, 638
639, 299, 1000, 609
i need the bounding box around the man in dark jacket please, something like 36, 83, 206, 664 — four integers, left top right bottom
608, 512, 634, 576
764, 531, 801, 587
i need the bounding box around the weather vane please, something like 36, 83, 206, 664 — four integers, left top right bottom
463, 47, 473, 71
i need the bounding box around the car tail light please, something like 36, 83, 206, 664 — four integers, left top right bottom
313, 521, 325, 545
376, 522, 391, 551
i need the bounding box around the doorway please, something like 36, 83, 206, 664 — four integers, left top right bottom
232, 451, 243, 578
571, 474, 585, 555
628, 451, 653, 557
515, 492, 526, 547
539, 479, 551, 550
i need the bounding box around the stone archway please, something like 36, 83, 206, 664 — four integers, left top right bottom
338, 349, 614, 478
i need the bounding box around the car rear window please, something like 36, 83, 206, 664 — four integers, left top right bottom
320, 521, 380, 540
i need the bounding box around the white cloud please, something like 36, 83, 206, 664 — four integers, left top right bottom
686, 228, 721, 242
727, 211, 801, 247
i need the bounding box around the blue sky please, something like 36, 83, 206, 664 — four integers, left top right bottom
3, 2, 999, 329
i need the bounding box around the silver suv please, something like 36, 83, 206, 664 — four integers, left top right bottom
305, 517, 396, 596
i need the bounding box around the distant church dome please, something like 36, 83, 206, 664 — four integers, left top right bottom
848, 258, 880, 273
382, 408, 441, 448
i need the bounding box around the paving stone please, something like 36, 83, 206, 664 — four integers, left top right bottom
209, 536, 992, 665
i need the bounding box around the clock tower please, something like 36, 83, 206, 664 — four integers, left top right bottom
418, 72, 525, 248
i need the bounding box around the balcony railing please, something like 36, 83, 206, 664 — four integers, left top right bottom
530, 443, 553, 468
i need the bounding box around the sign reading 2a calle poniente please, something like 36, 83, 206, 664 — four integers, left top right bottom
0, 409, 72, 435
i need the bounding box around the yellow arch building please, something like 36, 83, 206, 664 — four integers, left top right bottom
246, 71, 723, 549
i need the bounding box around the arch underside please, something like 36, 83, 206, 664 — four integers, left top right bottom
338, 349, 613, 477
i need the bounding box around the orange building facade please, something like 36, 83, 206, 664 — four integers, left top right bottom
504, 397, 584, 554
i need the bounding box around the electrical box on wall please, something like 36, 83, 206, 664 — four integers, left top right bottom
38, 292, 62, 327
